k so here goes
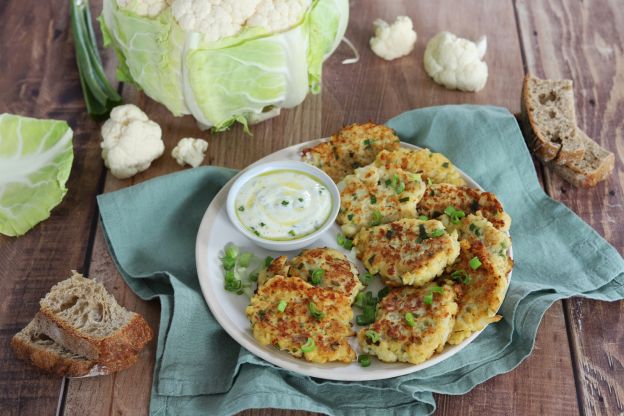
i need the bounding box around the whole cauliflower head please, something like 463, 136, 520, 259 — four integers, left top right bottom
424, 31, 488, 92
101, 104, 164, 179
370, 16, 417, 61
171, 138, 209, 168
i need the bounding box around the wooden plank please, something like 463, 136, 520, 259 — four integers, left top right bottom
64, 1, 578, 415
0, 0, 110, 414
515, 0, 624, 414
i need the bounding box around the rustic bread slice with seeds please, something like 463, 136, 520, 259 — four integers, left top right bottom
549, 129, 615, 187
36, 271, 152, 366
522, 74, 585, 164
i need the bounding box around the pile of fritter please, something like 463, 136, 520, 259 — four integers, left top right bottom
247, 123, 513, 366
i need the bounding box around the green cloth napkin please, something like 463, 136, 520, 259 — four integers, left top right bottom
97, 105, 624, 416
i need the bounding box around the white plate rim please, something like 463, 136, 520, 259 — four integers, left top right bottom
196, 140, 513, 381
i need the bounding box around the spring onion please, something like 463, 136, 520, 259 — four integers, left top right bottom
469, 256, 482, 270
310, 269, 324, 285
430, 229, 445, 237
365, 330, 381, 343
423, 285, 444, 305
405, 312, 416, 327
370, 195, 377, 204
308, 302, 325, 319
70, 0, 121, 117
359, 272, 374, 285
336, 233, 353, 250
358, 354, 372, 367
451, 270, 471, 284
444, 206, 466, 224
301, 338, 316, 353
277, 300, 287, 313
371, 210, 383, 226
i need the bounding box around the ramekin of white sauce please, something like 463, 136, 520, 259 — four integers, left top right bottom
226, 161, 340, 251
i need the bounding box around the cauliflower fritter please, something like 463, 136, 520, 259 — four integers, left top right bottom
417, 183, 511, 232
246, 276, 356, 363
445, 239, 508, 345
257, 255, 291, 287
374, 148, 466, 186
337, 164, 426, 237
302, 123, 400, 183
288, 248, 363, 303
357, 282, 458, 364
353, 218, 460, 287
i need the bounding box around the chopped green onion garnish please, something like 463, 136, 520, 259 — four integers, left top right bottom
360, 272, 374, 285
423, 285, 444, 305
391, 174, 399, 188
301, 337, 316, 353
413, 174, 421, 182
451, 270, 471, 284
264, 256, 274, 268
405, 312, 415, 327
222, 256, 236, 270
281, 200, 289, 206
238, 252, 252, 268
469, 256, 482, 270
347, 213, 354, 221
399, 196, 410, 203
430, 229, 445, 237
249, 272, 259, 282
336, 233, 354, 250
308, 302, 325, 319
395, 180, 405, 194
365, 330, 381, 343
238, 206, 245, 212
358, 354, 372, 367
277, 300, 287, 312
298, 198, 304, 202
310, 269, 324, 285
225, 244, 239, 259
444, 206, 466, 224
419, 215, 429, 221
288, 230, 296, 237
442, 162, 449, 168
363, 139, 373, 149
427, 178, 433, 186
371, 210, 383, 226
370, 195, 377, 204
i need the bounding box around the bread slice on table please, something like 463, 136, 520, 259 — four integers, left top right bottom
35, 272, 153, 367
522, 74, 585, 164
11, 319, 137, 377
550, 129, 615, 187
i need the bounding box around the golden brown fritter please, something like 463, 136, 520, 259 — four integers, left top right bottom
374, 148, 466, 186
302, 123, 400, 183
337, 164, 426, 237
445, 239, 509, 345
257, 255, 291, 287
357, 282, 458, 364
246, 276, 356, 363
288, 248, 363, 303
353, 218, 460, 287
417, 183, 511, 232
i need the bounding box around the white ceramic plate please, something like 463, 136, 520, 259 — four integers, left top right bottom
196, 140, 512, 381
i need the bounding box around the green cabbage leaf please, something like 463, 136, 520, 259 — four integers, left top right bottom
0, 114, 74, 237
100, 0, 349, 130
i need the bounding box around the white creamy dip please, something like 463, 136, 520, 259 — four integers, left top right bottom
235, 170, 333, 240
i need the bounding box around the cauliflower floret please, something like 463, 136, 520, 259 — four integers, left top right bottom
369, 16, 417, 61
100, 104, 164, 179
171, 138, 209, 168
246, 0, 311, 33
424, 31, 488, 92
116, 0, 168, 17
171, 0, 262, 41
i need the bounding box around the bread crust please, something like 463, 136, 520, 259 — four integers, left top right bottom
521, 74, 585, 164
35, 310, 152, 369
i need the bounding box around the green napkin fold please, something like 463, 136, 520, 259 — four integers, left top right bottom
97, 105, 624, 416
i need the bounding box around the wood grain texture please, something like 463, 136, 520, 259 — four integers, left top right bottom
515, 0, 624, 414
0, 0, 108, 414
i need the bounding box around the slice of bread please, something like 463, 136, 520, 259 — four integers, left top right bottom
550, 129, 615, 187
522, 74, 585, 164
36, 272, 152, 366
11, 319, 110, 377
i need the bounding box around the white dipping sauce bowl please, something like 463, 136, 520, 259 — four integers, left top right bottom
226, 161, 340, 251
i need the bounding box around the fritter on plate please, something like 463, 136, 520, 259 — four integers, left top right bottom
302, 123, 400, 183
246, 276, 356, 363
337, 164, 426, 237
353, 218, 460, 287
374, 148, 466, 186
417, 183, 511, 232
257, 255, 290, 287
357, 282, 458, 364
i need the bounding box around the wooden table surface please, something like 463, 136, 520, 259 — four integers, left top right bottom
1, 0, 622, 415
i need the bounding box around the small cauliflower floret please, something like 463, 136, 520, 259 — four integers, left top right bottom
116, 0, 168, 17
247, 0, 311, 33
424, 31, 488, 92
369, 16, 417, 61
172, 0, 262, 41
100, 104, 164, 179
171, 138, 208, 168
